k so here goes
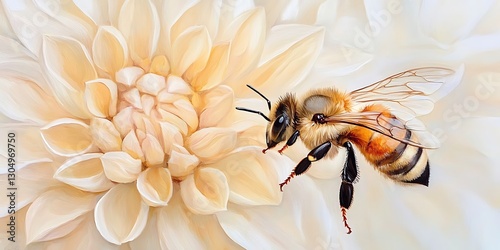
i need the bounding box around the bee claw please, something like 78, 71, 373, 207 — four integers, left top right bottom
279, 172, 295, 191
278, 145, 288, 154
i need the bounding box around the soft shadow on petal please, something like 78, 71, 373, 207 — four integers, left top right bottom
0, 159, 59, 217
199, 85, 234, 128
101, 151, 142, 183
90, 118, 122, 152
187, 127, 237, 162
85, 79, 118, 118
171, 25, 211, 78
40, 118, 94, 157
136, 167, 173, 207
122, 130, 145, 161
115, 66, 144, 88
167, 144, 199, 177
136, 73, 166, 96
192, 42, 230, 91
159, 121, 184, 154
159, 98, 198, 133
180, 168, 229, 214
0, 77, 71, 124
157, 191, 242, 249
205, 146, 289, 206
42, 35, 96, 118
217, 176, 332, 249
129, 207, 161, 250
95, 183, 149, 245
237, 25, 324, 96
25, 187, 98, 244
54, 153, 114, 192
92, 26, 129, 76
419, 0, 495, 45
118, 0, 160, 68
141, 134, 164, 166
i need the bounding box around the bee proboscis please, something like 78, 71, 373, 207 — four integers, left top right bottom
236, 67, 460, 234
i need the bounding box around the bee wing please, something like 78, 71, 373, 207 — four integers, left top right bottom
324, 112, 440, 149
349, 66, 463, 118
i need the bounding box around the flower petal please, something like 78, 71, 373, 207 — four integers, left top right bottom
129, 208, 161, 249
136, 73, 166, 96
95, 183, 149, 245
159, 121, 183, 154
42, 35, 96, 118
171, 25, 211, 78
115, 66, 145, 88
25, 187, 98, 244
122, 130, 145, 161
101, 151, 142, 183
142, 134, 165, 166
205, 146, 287, 206
118, 0, 160, 68
40, 118, 94, 157
85, 78, 118, 118
199, 85, 234, 128
136, 167, 173, 207
164, 75, 193, 95
149, 55, 171, 76
217, 176, 332, 248
92, 26, 129, 75
0, 78, 70, 124
89, 118, 122, 152
187, 127, 237, 162
157, 191, 241, 249
221, 8, 266, 80
191, 42, 230, 91
167, 144, 199, 177
159, 98, 198, 133
238, 24, 324, 95
54, 153, 114, 192
180, 168, 229, 215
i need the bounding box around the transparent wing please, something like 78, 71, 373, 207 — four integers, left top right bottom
325, 112, 440, 148
349, 67, 461, 118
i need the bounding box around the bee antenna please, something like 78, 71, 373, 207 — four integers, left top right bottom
246, 84, 271, 110
235, 107, 271, 122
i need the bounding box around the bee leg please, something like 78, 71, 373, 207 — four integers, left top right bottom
279, 141, 332, 191
339, 141, 358, 234
278, 130, 300, 154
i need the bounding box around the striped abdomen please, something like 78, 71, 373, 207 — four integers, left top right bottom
347, 127, 430, 186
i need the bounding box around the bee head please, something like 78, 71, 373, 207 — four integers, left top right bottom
235, 85, 296, 152
265, 94, 297, 150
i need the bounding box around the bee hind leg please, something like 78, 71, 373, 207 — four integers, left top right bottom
279, 141, 332, 191
339, 141, 358, 234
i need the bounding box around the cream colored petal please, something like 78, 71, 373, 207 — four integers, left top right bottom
150, 55, 171, 76
42, 35, 96, 118
157, 108, 189, 135
85, 79, 118, 118
157, 191, 241, 249
92, 26, 129, 75
118, 0, 160, 68
54, 153, 114, 192
40, 118, 94, 157
167, 144, 199, 178
169, 0, 221, 42
191, 42, 230, 91
187, 127, 237, 162
159, 99, 198, 133
136, 73, 166, 96
95, 183, 149, 245
159, 121, 183, 154
136, 167, 173, 207
142, 133, 165, 166
112, 107, 134, 137
199, 85, 234, 128
25, 187, 98, 244
171, 25, 211, 77
141, 94, 156, 116
129, 207, 161, 249
205, 146, 287, 206
221, 8, 266, 80
101, 151, 142, 183
115, 66, 145, 87
216, 176, 332, 249
89, 118, 122, 152
122, 130, 145, 161
165, 75, 193, 95
180, 168, 229, 215
0, 159, 60, 217
237, 25, 324, 94
0, 78, 70, 124
122, 88, 143, 109
0, 125, 53, 163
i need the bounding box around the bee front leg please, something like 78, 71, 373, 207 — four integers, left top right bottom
279, 141, 332, 191
339, 141, 358, 234
278, 130, 300, 154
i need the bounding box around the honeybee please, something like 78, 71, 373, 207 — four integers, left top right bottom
236, 67, 459, 234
